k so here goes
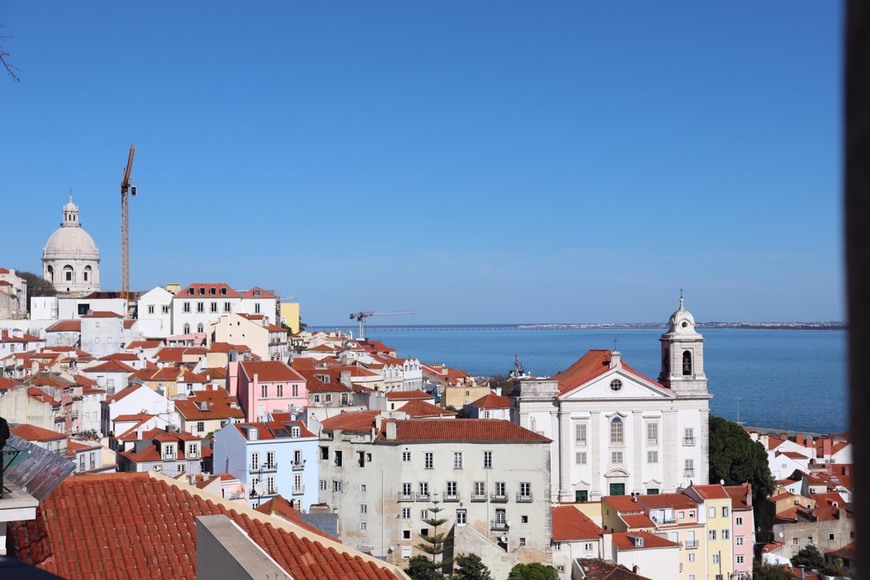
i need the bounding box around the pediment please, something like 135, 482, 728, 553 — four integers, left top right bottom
558, 368, 674, 401
605, 467, 630, 478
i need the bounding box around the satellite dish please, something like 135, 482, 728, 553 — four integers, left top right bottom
500, 535, 508, 543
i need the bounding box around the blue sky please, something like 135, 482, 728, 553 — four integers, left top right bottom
0, 2, 843, 325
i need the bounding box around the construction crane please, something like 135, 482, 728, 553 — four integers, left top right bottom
349, 310, 413, 340
120, 144, 136, 304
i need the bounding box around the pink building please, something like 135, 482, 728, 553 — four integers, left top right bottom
230, 360, 307, 422
726, 483, 755, 578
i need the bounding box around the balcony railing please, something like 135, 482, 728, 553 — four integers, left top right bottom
261, 462, 278, 471
490, 520, 509, 531
291, 460, 305, 471
516, 492, 533, 503
490, 492, 508, 503
397, 492, 414, 502
443, 491, 460, 502
683, 437, 696, 446
416, 492, 431, 502
470, 493, 487, 502
684, 540, 699, 549
292, 486, 305, 495
684, 470, 695, 478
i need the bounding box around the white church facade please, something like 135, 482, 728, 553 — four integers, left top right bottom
511, 299, 711, 502
42, 197, 101, 295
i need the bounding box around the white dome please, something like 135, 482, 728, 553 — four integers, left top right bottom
667, 297, 699, 334
43, 226, 99, 259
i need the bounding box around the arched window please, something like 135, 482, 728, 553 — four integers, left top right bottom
196, 323, 204, 333
682, 350, 692, 376
183, 323, 191, 334
610, 417, 624, 444
83, 265, 91, 282
47, 266, 54, 282
63, 265, 74, 282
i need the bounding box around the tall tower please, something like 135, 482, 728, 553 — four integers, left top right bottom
43, 197, 101, 295
658, 296, 708, 396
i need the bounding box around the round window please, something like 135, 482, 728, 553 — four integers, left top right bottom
610, 379, 623, 391
681, 321, 689, 328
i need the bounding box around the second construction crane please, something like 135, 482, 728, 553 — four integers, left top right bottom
120, 144, 137, 303
349, 310, 413, 340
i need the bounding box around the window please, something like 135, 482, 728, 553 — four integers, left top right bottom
453, 451, 463, 469
723, 529, 730, 540
402, 451, 411, 462
360, 484, 367, 492
446, 481, 458, 498
709, 530, 717, 541
333, 480, 342, 492
576, 451, 587, 464
483, 450, 492, 468
197, 322, 204, 333
402, 482, 413, 498
402, 507, 411, 519
266, 476, 275, 494
197, 421, 205, 433
456, 509, 467, 525
521, 515, 528, 523
183, 302, 191, 313
682, 350, 692, 375
610, 378, 622, 391
722, 506, 729, 517
647, 450, 658, 463
250, 452, 260, 471
277, 384, 283, 397
360, 522, 367, 531
474, 481, 486, 497
79, 455, 85, 471
360, 504, 368, 514
647, 422, 658, 444
575, 423, 587, 445
313, 394, 321, 403
148, 305, 155, 314
737, 555, 744, 564
519, 482, 531, 499
334, 451, 342, 466
519, 538, 526, 547
261, 385, 268, 398
255, 303, 261, 313
685, 459, 695, 477
420, 510, 429, 520
684, 427, 695, 446
419, 482, 429, 499
688, 553, 695, 563
495, 481, 506, 497
712, 553, 720, 565
736, 516, 743, 526
224, 302, 231, 312
737, 536, 744, 546
424, 452, 434, 469
553, 542, 561, 551
829, 533, 835, 541
611, 451, 623, 464
197, 302, 204, 313
189, 443, 199, 458
709, 507, 716, 518
403, 530, 411, 540
320, 446, 328, 460
162, 305, 169, 314
320, 480, 327, 491
210, 302, 217, 313
610, 417, 623, 444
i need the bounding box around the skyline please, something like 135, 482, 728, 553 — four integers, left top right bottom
1, 2, 843, 326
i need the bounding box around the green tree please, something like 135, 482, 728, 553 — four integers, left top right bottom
751, 561, 792, 580
452, 554, 492, 580
16, 271, 56, 314
708, 416, 775, 506
791, 544, 825, 569
507, 563, 559, 580
406, 555, 442, 580
415, 498, 452, 578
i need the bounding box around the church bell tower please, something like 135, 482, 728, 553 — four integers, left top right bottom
659, 296, 708, 396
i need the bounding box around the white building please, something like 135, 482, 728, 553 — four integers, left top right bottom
136, 286, 174, 336
80, 311, 125, 358
42, 197, 100, 295
317, 413, 552, 571
512, 299, 711, 502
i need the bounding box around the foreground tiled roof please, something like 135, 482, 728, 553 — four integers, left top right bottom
10, 473, 401, 579
552, 506, 602, 541
255, 495, 336, 541
379, 419, 550, 444
11, 423, 65, 442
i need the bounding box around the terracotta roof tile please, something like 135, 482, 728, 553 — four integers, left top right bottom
468, 392, 511, 409
552, 506, 602, 542
379, 419, 550, 444
240, 361, 304, 383
399, 400, 455, 418
11, 423, 66, 442
612, 530, 681, 550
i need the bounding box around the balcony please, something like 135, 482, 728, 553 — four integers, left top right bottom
684, 470, 695, 478
261, 462, 278, 472
683, 437, 696, 446
443, 491, 460, 502
516, 492, 533, 503
684, 540, 699, 549
291, 460, 305, 471
397, 492, 414, 502
490, 520, 509, 531
292, 486, 305, 495
416, 492, 431, 502
490, 492, 508, 503
470, 493, 487, 502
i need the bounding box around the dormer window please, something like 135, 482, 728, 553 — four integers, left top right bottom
221, 288, 227, 296
210, 287, 216, 295
188, 288, 194, 295
199, 287, 206, 295
254, 289, 261, 296
291, 426, 301, 438
248, 427, 258, 441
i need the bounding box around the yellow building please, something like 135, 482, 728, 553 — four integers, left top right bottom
685, 484, 734, 580
280, 302, 301, 334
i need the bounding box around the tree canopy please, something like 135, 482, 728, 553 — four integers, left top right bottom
453, 554, 493, 580
507, 563, 559, 580
751, 561, 792, 580
708, 415, 775, 505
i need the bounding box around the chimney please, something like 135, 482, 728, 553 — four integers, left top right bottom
795, 434, 804, 446
610, 351, 621, 369
386, 421, 397, 441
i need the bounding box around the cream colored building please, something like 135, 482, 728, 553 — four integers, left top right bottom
208, 313, 271, 360
317, 414, 552, 572
43, 197, 100, 295
512, 299, 711, 502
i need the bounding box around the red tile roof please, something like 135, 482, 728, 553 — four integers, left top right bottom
241, 286, 276, 299
11, 423, 65, 442
552, 506, 602, 541
604, 495, 645, 514
240, 361, 304, 383
689, 484, 730, 500
232, 421, 316, 440
9, 473, 401, 579
0, 376, 20, 390
399, 400, 456, 418
80, 310, 122, 318
254, 495, 336, 541
45, 320, 82, 333
321, 410, 382, 433
468, 392, 511, 409
386, 390, 432, 401
175, 388, 245, 421
622, 514, 656, 528
127, 340, 164, 350
178, 282, 241, 298
379, 419, 551, 444
612, 531, 681, 551
639, 493, 698, 511
553, 349, 667, 395
85, 360, 136, 373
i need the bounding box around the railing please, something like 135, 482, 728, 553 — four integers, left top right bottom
291, 460, 305, 471
416, 492, 431, 502
397, 492, 414, 502
470, 493, 487, 502
490, 520, 509, 531
684, 540, 699, 549
684, 470, 695, 478
443, 491, 460, 502
516, 492, 533, 503
490, 492, 508, 503
292, 486, 305, 495
261, 462, 278, 471
683, 437, 696, 446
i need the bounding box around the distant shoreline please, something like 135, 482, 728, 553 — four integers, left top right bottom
312, 322, 846, 331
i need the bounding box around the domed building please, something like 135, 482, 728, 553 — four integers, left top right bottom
43, 197, 101, 295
